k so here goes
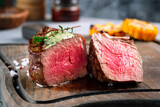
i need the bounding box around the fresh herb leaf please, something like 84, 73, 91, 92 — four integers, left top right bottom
59, 25, 64, 33
71, 28, 73, 33
64, 25, 80, 33
51, 41, 55, 44
53, 30, 59, 33
44, 37, 50, 42
32, 36, 46, 43
33, 25, 78, 44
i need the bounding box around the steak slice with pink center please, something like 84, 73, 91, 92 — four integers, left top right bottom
88, 33, 143, 82
29, 26, 87, 86
41, 36, 87, 85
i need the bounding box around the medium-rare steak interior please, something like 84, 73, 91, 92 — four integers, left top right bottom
29, 26, 88, 86
88, 33, 143, 82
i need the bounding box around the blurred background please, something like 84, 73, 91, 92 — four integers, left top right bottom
55, 0, 160, 22
1, 0, 160, 22
80, 0, 160, 22
15, 0, 160, 22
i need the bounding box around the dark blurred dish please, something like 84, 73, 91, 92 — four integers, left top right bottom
22, 24, 46, 40
0, 7, 29, 29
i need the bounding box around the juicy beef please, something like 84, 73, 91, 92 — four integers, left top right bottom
88, 33, 143, 82
29, 26, 87, 86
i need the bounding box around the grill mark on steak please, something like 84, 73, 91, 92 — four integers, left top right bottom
29, 26, 61, 53
37, 26, 60, 37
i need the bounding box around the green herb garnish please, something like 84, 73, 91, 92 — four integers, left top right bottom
32, 36, 47, 43
59, 25, 64, 33
53, 30, 59, 34
66, 27, 70, 30
32, 25, 80, 43
71, 28, 73, 33
51, 41, 55, 44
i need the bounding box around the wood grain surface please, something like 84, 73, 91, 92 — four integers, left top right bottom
1, 39, 160, 106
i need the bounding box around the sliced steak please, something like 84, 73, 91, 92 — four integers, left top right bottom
88, 33, 143, 82
29, 26, 88, 86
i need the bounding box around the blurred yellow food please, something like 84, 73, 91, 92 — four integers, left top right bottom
122, 18, 158, 41
90, 22, 126, 36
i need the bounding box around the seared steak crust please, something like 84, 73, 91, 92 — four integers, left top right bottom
29, 52, 46, 85
88, 39, 110, 82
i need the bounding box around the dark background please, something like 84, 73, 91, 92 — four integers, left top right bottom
46, 0, 160, 22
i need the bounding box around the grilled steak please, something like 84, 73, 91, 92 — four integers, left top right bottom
29, 26, 87, 86
88, 33, 143, 82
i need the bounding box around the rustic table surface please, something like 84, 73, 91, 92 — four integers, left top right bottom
0, 17, 160, 107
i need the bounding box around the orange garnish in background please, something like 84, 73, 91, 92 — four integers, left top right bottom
122, 18, 158, 41
90, 22, 126, 36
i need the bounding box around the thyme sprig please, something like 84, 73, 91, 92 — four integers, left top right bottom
59, 25, 64, 33
32, 25, 80, 43
64, 25, 80, 32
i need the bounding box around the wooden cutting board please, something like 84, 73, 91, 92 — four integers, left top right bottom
0, 38, 160, 106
